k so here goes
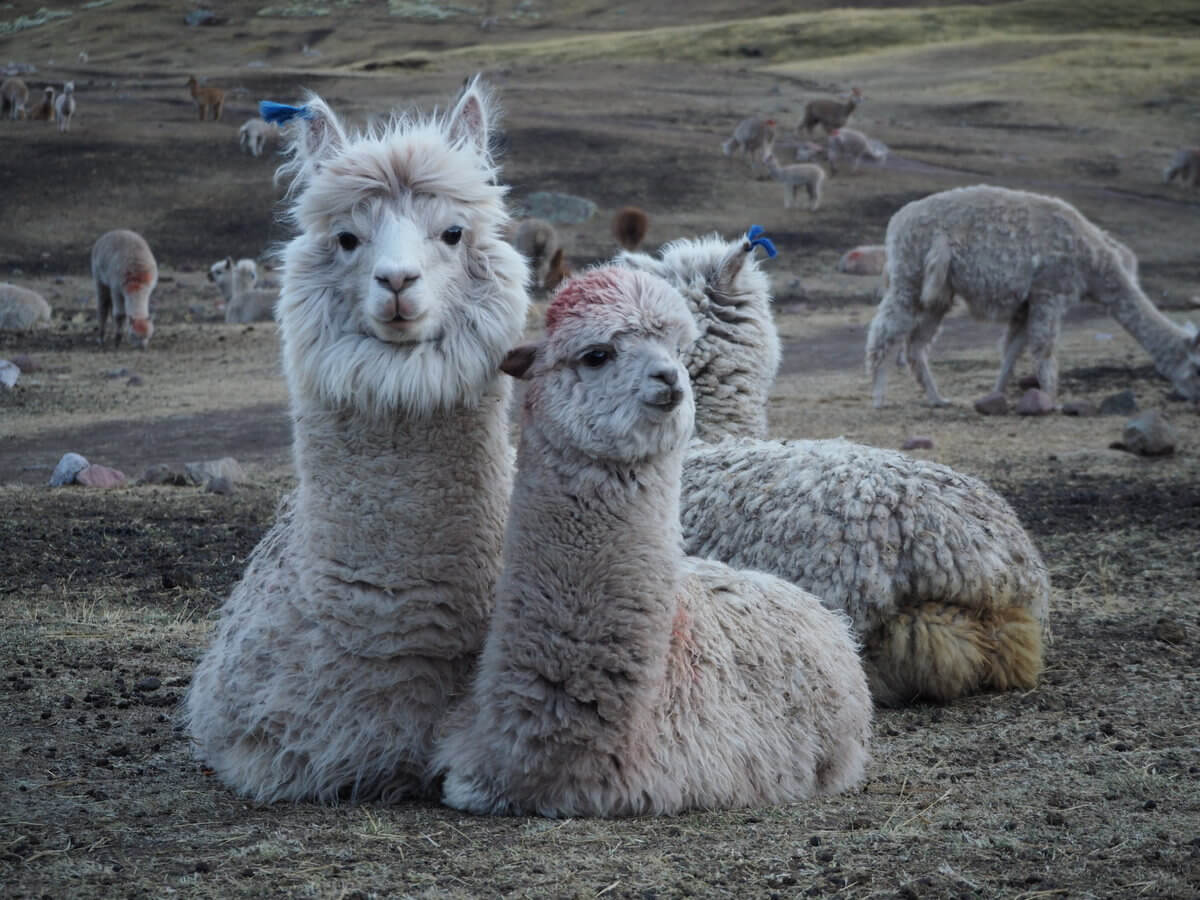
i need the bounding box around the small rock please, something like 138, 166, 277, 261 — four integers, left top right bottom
75, 464, 127, 488
11, 353, 38, 373
185, 457, 247, 487
1017, 374, 1041, 390
49, 452, 89, 486
0, 360, 19, 389
137, 464, 189, 486
135, 676, 162, 692
1061, 400, 1097, 417
1152, 618, 1187, 645
184, 9, 224, 26
1046, 811, 1066, 827
205, 475, 235, 495
1015, 388, 1055, 416
512, 191, 598, 226
900, 436, 934, 451
1117, 410, 1177, 457
126, 374, 144, 387
103, 367, 131, 379
1100, 390, 1138, 415
974, 391, 1009, 416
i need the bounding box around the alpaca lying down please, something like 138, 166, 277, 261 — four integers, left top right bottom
436, 267, 871, 817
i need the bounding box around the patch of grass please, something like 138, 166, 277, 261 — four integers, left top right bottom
348, 0, 1200, 70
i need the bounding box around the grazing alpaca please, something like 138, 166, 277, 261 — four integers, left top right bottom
615, 232, 1051, 706
436, 267, 871, 816
91, 229, 157, 347
508, 217, 562, 291
53, 81, 75, 133
187, 75, 225, 121
0, 77, 28, 119
763, 151, 825, 211
238, 117, 280, 157
801, 87, 862, 135
824, 127, 887, 175
612, 205, 649, 251
184, 78, 530, 804
866, 185, 1200, 408
1163, 147, 1200, 189
29, 85, 54, 122
720, 115, 775, 172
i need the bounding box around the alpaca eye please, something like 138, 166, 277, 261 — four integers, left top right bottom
441, 225, 463, 246
580, 347, 611, 368
337, 232, 360, 252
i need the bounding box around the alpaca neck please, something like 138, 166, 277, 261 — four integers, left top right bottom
289, 380, 513, 655
493, 424, 684, 743
1099, 275, 1188, 376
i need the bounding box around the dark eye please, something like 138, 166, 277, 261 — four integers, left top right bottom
337, 231, 359, 252
441, 225, 463, 246
580, 347, 611, 368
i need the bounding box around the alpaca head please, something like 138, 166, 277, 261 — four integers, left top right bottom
502, 266, 698, 465
615, 232, 779, 389
274, 76, 529, 419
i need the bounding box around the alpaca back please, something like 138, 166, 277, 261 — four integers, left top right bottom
0, 283, 52, 329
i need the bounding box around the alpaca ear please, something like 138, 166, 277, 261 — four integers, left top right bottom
717, 242, 751, 293
448, 75, 491, 154
500, 343, 539, 380
224, 256, 233, 268
294, 96, 346, 168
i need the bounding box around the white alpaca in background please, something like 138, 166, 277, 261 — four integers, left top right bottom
184, 78, 530, 804
616, 232, 1050, 705
436, 267, 871, 816
866, 185, 1200, 408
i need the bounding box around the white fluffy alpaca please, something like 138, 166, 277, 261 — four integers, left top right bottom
436, 267, 871, 817
615, 232, 1050, 705
617, 232, 779, 442
184, 78, 530, 804
0, 283, 53, 329
208, 257, 277, 323
866, 185, 1200, 408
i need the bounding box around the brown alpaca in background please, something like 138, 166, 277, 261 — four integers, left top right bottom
612, 206, 650, 251
187, 75, 225, 121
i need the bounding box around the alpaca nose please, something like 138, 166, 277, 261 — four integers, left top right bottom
647, 366, 684, 409
652, 366, 678, 387
375, 270, 420, 295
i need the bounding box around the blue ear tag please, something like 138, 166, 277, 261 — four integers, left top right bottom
744, 224, 778, 258
260, 100, 313, 125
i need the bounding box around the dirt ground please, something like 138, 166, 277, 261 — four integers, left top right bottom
2, 2, 1199, 898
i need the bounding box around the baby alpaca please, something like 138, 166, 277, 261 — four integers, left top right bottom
1, 77, 28, 119
187, 75, 225, 121
612, 205, 649, 251
0, 283, 53, 329
825, 127, 887, 175
867, 185, 1200, 408
30, 85, 55, 122
721, 116, 775, 172
54, 82, 75, 133
801, 87, 863, 135
91, 229, 157, 347
1163, 147, 1200, 189
239, 117, 280, 157
436, 267, 871, 817
763, 151, 825, 211
208, 257, 277, 323
184, 78, 530, 804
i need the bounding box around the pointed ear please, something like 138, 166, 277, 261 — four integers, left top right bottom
717, 241, 751, 293
224, 256, 233, 268
291, 95, 346, 169
447, 75, 492, 155
500, 342, 540, 380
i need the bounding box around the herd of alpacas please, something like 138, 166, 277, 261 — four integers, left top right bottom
1, 73, 1198, 816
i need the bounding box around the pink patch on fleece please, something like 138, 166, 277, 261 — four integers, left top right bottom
544, 267, 636, 335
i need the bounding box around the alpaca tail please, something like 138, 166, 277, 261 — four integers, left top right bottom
919, 232, 952, 307
866, 603, 1044, 706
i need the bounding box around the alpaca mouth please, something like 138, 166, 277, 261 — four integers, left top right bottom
645, 386, 685, 411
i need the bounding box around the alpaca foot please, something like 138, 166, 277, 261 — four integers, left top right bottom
865, 603, 1044, 706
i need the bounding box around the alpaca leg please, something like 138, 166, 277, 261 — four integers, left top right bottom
95, 282, 112, 345
1026, 299, 1064, 402
866, 603, 1044, 706
215, 99, 224, 121
808, 180, 821, 211
907, 310, 949, 406
994, 305, 1030, 393
112, 291, 128, 347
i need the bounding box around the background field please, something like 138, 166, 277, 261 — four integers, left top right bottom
1, 1, 1198, 897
